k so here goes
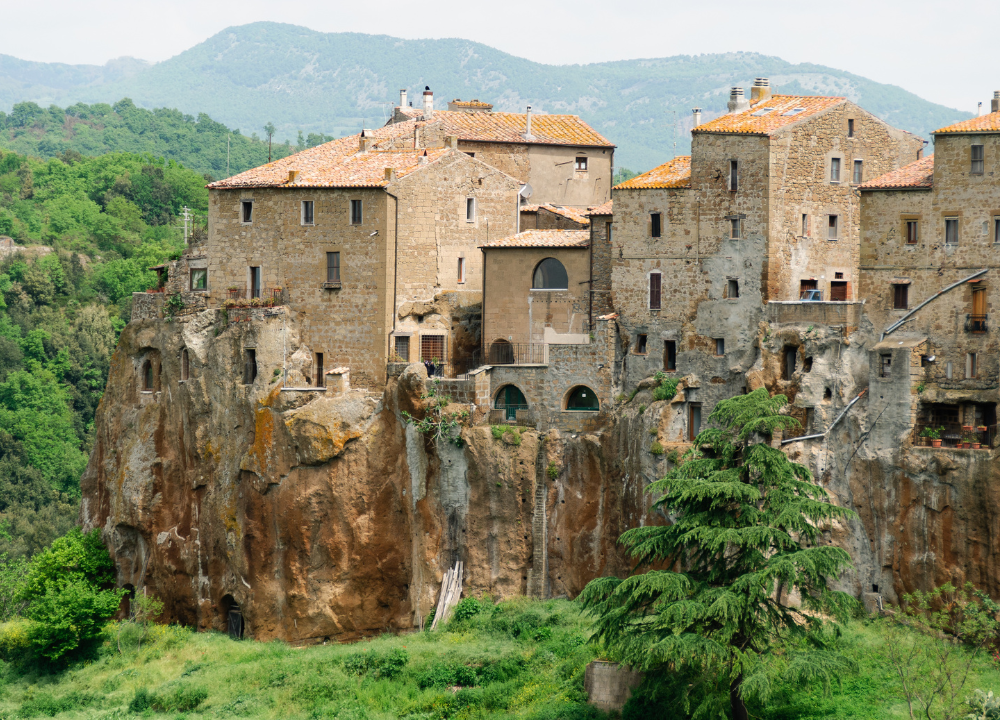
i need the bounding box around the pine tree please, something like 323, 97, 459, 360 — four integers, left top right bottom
580, 388, 858, 719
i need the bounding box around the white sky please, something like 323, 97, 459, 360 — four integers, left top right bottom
2, 0, 994, 112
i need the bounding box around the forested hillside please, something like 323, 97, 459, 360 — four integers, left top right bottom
0, 22, 971, 170
0, 147, 207, 557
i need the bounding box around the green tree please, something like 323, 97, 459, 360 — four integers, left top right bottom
579, 388, 858, 719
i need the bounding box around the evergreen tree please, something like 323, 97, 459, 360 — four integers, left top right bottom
580, 388, 858, 719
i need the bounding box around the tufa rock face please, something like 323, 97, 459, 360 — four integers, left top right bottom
81, 308, 659, 642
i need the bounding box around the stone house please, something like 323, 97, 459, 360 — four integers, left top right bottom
858, 104, 1000, 449
200, 130, 520, 388
608, 81, 924, 439
389, 89, 614, 209
518, 204, 590, 231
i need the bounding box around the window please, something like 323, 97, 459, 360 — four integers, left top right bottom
243, 349, 257, 384
566, 386, 599, 411
730, 218, 741, 239
729, 160, 738, 192
466, 197, 476, 222
420, 335, 445, 363
688, 403, 702, 441
180, 349, 189, 381
994, 217, 1000, 243
302, 200, 314, 225
802, 214, 809, 236
457, 257, 466, 283
848, 119, 855, 137
971, 145, 985, 175
350, 199, 362, 225
649, 272, 661, 309
906, 220, 919, 244
728, 279, 740, 298
241, 200, 253, 223
968, 353, 978, 379
190, 268, 207, 291
945, 217, 959, 244
650, 212, 662, 238
828, 215, 839, 240
326, 252, 341, 284
664, 340, 677, 371
880, 354, 892, 378
636, 334, 647, 354
464, 151, 475, 158
249, 266, 261, 299
142, 359, 154, 391
783, 346, 797, 380
575, 157, 588, 171
835, 272, 844, 279
800, 279, 818, 299
606, 221, 612, 243
853, 159, 863, 184
715, 338, 725, 355
394, 335, 410, 362
495, 385, 528, 420
892, 284, 909, 309
532, 258, 568, 289
315, 353, 324, 387
946, 362, 953, 380
830, 158, 841, 182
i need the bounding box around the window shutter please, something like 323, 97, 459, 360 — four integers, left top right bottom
649, 273, 661, 309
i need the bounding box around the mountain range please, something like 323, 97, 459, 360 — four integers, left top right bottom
0, 22, 970, 171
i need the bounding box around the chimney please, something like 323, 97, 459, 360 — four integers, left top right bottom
993, 91, 1000, 114
524, 105, 534, 140
418, 150, 428, 165
358, 129, 370, 153
287, 170, 299, 184
692, 107, 702, 128
399, 89, 407, 107
422, 86, 433, 118
728, 87, 750, 114
384, 167, 397, 182
445, 135, 459, 149
750, 77, 771, 104
978, 101, 983, 117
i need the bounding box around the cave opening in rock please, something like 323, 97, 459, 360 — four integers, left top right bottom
220, 595, 244, 639
782, 345, 798, 380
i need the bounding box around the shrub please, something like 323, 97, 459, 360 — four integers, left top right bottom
648, 427, 658, 435
652, 376, 679, 402
546, 462, 559, 480
638, 404, 646, 415
0, 618, 32, 660
129, 684, 208, 713
491, 425, 521, 446
666, 449, 680, 464
649, 441, 664, 455
343, 647, 409, 680
18, 690, 97, 717
25, 579, 123, 662
453, 596, 484, 623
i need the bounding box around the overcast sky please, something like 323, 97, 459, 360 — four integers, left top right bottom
3, 0, 994, 112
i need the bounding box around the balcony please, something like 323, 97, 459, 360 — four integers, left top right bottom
485, 342, 547, 365
913, 423, 997, 449
766, 301, 863, 328
965, 314, 988, 334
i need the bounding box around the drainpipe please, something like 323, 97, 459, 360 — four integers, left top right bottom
781, 388, 867, 445
387, 191, 400, 363
880, 268, 987, 341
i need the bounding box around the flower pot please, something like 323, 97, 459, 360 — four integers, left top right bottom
931, 439, 942, 448
972, 443, 981, 449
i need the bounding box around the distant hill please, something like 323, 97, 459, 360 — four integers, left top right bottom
0, 22, 970, 171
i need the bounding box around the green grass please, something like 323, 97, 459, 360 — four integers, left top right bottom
0, 598, 608, 719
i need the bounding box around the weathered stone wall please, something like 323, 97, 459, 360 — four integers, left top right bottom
589, 212, 614, 317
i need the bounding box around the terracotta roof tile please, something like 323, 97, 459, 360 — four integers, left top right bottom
615, 156, 691, 189
520, 204, 590, 225
693, 95, 845, 136
587, 199, 613, 216
430, 109, 613, 147
481, 229, 590, 249
934, 112, 1000, 134
859, 155, 934, 190
450, 99, 493, 108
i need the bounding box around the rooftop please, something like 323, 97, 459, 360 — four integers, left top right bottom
520, 204, 591, 225
450, 99, 493, 108
615, 156, 691, 189
587, 199, 613, 216
481, 229, 590, 249
859, 155, 934, 191
430, 109, 613, 147
934, 112, 1000, 134
693, 95, 846, 136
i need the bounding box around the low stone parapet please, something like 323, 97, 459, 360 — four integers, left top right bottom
767, 300, 863, 328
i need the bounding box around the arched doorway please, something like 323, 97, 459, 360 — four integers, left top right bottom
220, 594, 243, 639
565, 385, 599, 411
489, 339, 513, 364
494, 385, 528, 421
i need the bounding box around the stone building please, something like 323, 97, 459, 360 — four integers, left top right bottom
609, 82, 924, 438
201, 130, 520, 388
858, 106, 1000, 449
389, 89, 614, 208
519, 204, 590, 231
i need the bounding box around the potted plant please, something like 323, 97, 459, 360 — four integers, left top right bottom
921, 426, 944, 448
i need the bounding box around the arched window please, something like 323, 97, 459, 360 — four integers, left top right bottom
565, 385, 599, 411
142, 359, 154, 391
180, 348, 190, 381
494, 384, 527, 421
532, 258, 568, 289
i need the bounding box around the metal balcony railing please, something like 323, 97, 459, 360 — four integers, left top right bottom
485, 342, 546, 365
965, 314, 988, 333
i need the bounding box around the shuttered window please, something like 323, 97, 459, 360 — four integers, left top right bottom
327, 252, 340, 283
649, 273, 661, 310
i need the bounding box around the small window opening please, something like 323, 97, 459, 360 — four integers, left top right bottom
782, 346, 797, 381
830, 158, 841, 182
853, 159, 863, 184
142, 359, 154, 391
803, 356, 813, 373
606, 221, 612, 242
872, 583, 879, 593
880, 354, 892, 378
848, 119, 855, 137
993, 216, 1000, 243
649, 272, 661, 309
302, 200, 314, 225
249, 266, 261, 299
688, 403, 702, 442
824, 387, 832, 400
636, 334, 648, 354
892, 284, 909, 310
729, 160, 738, 192
727, 279, 740, 298
828, 215, 839, 240
906, 220, 919, 244
650, 212, 662, 238
241, 200, 253, 223
466, 197, 476, 222
575, 157, 588, 172
180, 349, 189, 381
946, 362, 953, 379
664, 340, 677, 371
243, 349, 257, 384
730, 217, 741, 239
326, 252, 341, 284
835, 272, 844, 279
190, 268, 207, 291
968, 352, 978, 379
945, 217, 959, 244
315, 352, 324, 387
457, 257, 466, 283
350, 199, 363, 225
715, 338, 725, 356
394, 335, 410, 362
971, 145, 985, 175
801, 213, 809, 236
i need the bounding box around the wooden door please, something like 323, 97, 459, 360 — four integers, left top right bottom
830, 281, 848, 301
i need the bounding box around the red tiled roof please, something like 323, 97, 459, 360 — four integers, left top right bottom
429, 109, 613, 147
934, 112, 1000, 134
615, 156, 691, 189
520, 204, 591, 225
481, 229, 590, 249
587, 199, 613, 216
450, 99, 493, 108
693, 95, 845, 136
859, 155, 934, 190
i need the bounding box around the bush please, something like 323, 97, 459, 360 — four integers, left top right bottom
453, 596, 485, 623
546, 462, 559, 480
649, 441, 664, 455
24, 579, 122, 662
0, 618, 33, 660
129, 684, 208, 713
17, 690, 97, 717
343, 646, 409, 680
652, 375, 679, 402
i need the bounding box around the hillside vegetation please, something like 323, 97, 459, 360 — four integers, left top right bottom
0, 22, 970, 170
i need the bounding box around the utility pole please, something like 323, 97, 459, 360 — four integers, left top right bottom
227, 133, 231, 177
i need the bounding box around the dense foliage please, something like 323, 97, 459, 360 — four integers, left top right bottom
581, 389, 858, 719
